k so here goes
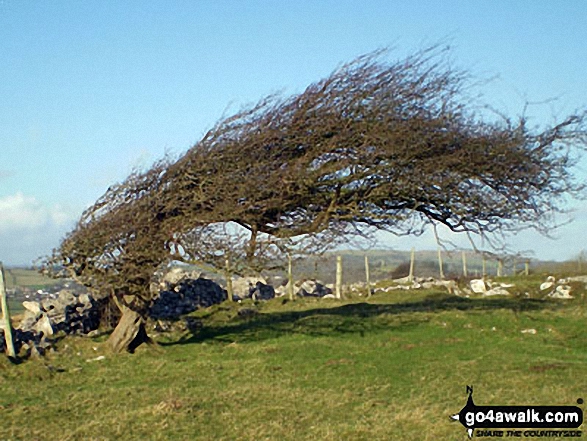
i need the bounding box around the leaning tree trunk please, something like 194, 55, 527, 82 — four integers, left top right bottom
108, 298, 152, 353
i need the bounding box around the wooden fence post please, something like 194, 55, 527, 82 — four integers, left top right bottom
288, 253, 294, 301
364, 255, 371, 298
335, 255, 342, 299
482, 254, 487, 279
497, 259, 503, 277
437, 248, 445, 280
408, 248, 415, 283
224, 258, 233, 302
0, 262, 16, 358
462, 251, 468, 277
524, 261, 529, 276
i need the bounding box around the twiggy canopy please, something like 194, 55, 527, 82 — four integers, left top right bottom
163, 47, 586, 245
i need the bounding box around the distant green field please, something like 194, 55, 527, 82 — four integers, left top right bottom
3, 267, 59, 289
1, 275, 585, 440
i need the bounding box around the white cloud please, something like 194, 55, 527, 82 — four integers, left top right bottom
0, 192, 73, 231
0, 193, 79, 266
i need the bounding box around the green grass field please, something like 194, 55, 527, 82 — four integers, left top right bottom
1, 277, 586, 440
3, 267, 59, 290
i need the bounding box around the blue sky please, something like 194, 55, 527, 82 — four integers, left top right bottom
1, 0, 586, 265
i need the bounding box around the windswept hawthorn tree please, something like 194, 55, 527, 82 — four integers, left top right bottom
44, 47, 586, 352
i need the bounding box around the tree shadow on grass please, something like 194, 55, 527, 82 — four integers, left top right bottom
161, 294, 563, 346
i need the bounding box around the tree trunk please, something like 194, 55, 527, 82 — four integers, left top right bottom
108, 308, 151, 353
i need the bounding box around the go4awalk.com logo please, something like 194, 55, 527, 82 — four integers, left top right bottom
451, 386, 584, 438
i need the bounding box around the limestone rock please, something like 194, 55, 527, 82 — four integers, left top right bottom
0, 290, 100, 355
34, 314, 54, 336
295, 280, 333, 297
57, 290, 77, 306
470, 279, 487, 294
567, 275, 587, 284
540, 276, 555, 291
153, 267, 204, 293
549, 285, 573, 299
17, 290, 100, 340
249, 282, 275, 301
22, 301, 42, 315
483, 287, 510, 296
231, 276, 267, 298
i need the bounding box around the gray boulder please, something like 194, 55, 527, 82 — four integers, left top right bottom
249, 281, 275, 301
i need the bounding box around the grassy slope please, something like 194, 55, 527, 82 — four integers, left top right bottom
1, 278, 586, 440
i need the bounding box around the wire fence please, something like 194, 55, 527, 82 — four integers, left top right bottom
285, 249, 531, 287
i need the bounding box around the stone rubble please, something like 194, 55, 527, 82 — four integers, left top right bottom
149, 266, 205, 295
1, 289, 101, 356
295, 279, 333, 298
540, 276, 556, 291
566, 275, 587, 284
550, 285, 572, 299
371, 274, 581, 299
161, 267, 202, 288
231, 276, 268, 298
273, 279, 334, 298
229, 278, 277, 301
149, 277, 227, 319
375, 277, 461, 295
0, 327, 48, 356
540, 275, 573, 299
469, 279, 487, 294
468, 279, 514, 296
247, 282, 276, 301
18, 290, 100, 336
